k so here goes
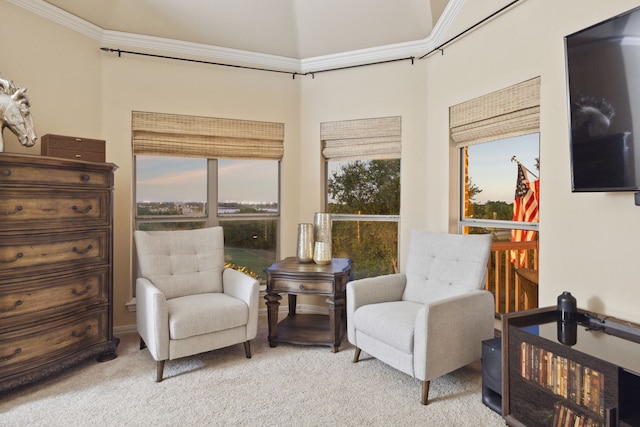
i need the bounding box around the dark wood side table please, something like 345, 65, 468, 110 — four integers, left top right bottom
264, 257, 351, 352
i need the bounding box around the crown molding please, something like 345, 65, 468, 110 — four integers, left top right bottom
9, 0, 466, 74
101, 30, 301, 72
8, 0, 103, 40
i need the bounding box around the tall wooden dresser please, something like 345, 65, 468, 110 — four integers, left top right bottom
0, 153, 118, 392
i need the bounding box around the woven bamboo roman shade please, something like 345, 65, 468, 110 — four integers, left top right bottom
132, 111, 284, 160
450, 77, 541, 147
321, 116, 401, 161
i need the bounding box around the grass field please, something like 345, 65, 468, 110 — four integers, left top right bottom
224, 247, 275, 279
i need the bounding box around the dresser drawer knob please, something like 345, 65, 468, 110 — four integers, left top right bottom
0, 348, 21, 363
1, 168, 11, 177
1, 205, 22, 215
299, 284, 305, 290
71, 285, 92, 297
72, 205, 93, 214
71, 325, 92, 338
0, 300, 23, 313
72, 245, 93, 255
0, 252, 23, 264
80, 174, 91, 182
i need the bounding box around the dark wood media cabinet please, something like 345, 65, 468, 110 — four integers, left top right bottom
502, 307, 640, 427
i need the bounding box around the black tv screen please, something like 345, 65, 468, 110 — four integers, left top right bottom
565, 6, 640, 192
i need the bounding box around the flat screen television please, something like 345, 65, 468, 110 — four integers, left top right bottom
565, 6, 640, 192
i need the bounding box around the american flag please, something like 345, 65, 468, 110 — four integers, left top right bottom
511, 163, 539, 265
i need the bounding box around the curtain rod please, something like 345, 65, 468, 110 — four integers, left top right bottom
100, 47, 416, 79
99, 48, 302, 77
100, 0, 523, 77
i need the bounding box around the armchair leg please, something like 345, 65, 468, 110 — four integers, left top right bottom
139, 337, 146, 350
352, 347, 361, 363
421, 380, 430, 405
156, 360, 165, 382
243, 341, 252, 358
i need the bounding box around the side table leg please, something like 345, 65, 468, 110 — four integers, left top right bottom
265, 293, 282, 348
288, 294, 297, 316
327, 294, 345, 353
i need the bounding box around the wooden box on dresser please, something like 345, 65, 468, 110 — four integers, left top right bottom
502, 307, 640, 427
41, 134, 106, 163
0, 153, 118, 392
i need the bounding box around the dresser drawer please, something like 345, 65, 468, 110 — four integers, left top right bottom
0, 159, 111, 188
0, 268, 109, 327
0, 230, 109, 275
272, 278, 334, 294
0, 189, 109, 230
0, 308, 108, 378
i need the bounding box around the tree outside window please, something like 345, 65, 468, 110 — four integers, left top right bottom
327, 159, 400, 279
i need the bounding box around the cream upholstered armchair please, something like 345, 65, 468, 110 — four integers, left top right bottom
133, 226, 259, 382
347, 230, 494, 405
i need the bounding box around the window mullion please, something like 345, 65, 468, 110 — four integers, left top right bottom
208, 159, 218, 227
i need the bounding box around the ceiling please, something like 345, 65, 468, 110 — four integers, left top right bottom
40, 0, 452, 60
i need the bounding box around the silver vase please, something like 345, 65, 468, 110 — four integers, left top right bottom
313, 241, 332, 265
296, 223, 314, 263
313, 212, 332, 243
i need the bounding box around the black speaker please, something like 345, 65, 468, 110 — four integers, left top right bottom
482, 337, 502, 415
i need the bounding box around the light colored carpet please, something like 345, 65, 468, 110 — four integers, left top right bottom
0, 317, 505, 426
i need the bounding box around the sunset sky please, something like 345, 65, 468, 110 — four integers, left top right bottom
136, 156, 278, 203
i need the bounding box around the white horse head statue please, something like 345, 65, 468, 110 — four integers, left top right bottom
0, 76, 37, 152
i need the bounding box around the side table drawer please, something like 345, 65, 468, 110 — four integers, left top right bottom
272, 278, 333, 294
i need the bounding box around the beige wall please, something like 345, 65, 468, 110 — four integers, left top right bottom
3, 0, 640, 326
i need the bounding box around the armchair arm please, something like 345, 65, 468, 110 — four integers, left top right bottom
346, 273, 406, 344
222, 268, 260, 340
136, 278, 169, 361
347, 273, 406, 311
413, 290, 494, 381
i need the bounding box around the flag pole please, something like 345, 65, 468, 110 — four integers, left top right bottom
510, 156, 538, 178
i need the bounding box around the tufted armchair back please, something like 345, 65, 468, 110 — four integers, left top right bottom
134, 227, 225, 300
401, 230, 492, 304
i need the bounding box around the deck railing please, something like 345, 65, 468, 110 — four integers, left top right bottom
485, 241, 539, 314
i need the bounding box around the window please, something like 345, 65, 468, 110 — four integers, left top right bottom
135, 156, 279, 280
321, 116, 401, 280
136, 155, 208, 230
451, 77, 541, 240
450, 78, 541, 314
460, 134, 540, 239
217, 159, 279, 278
132, 112, 284, 286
